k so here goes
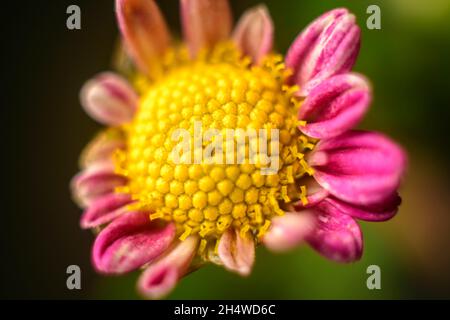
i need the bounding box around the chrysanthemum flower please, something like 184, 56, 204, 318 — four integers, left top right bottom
71, 0, 407, 299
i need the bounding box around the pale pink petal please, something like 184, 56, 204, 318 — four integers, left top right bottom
80, 72, 138, 126
180, 0, 232, 57
218, 228, 255, 276
80, 129, 126, 169
92, 211, 176, 274
298, 73, 371, 139
116, 0, 171, 77
309, 131, 407, 206
292, 176, 329, 208
263, 212, 316, 252
286, 8, 360, 96
70, 162, 127, 208
138, 236, 199, 299
307, 202, 363, 263
325, 194, 401, 222
80, 193, 134, 229
233, 5, 273, 64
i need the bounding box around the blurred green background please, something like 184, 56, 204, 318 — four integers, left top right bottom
3, 0, 450, 299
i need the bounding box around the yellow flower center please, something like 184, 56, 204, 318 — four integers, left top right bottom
115, 43, 315, 254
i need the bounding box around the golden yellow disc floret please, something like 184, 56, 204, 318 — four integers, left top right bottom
115, 43, 315, 250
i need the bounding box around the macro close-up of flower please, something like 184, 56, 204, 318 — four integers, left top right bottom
69, 0, 407, 299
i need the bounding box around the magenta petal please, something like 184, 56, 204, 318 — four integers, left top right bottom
116, 0, 171, 77
233, 5, 274, 64
263, 212, 316, 252
92, 211, 176, 274
309, 130, 407, 206
286, 8, 360, 96
298, 73, 371, 139
71, 162, 127, 208
138, 236, 198, 299
307, 202, 363, 263
139, 265, 178, 299
181, 0, 232, 57
80, 72, 138, 126
325, 194, 401, 222
80, 193, 133, 229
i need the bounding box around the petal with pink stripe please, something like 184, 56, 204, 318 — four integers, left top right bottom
324, 194, 401, 222
307, 202, 363, 263
80, 193, 133, 229
71, 162, 127, 208
218, 228, 255, 276
298, 73, 371, 139
80, 72, 138, 126
233, 5, 274, 64
138, 236, 199, 299
92, 211, 176, 274
286, 8, 360, 96
180, 0, 232, 57
309, 131, 407, 206
116, 0, 171, 77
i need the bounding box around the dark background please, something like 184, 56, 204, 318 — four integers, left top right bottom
2, 0, 450, 299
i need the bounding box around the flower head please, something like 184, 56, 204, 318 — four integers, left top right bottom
71, 0, 407, 299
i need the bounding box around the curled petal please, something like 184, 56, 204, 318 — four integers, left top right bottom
307, 202, 363, 263
286, 8, 360, 96
80, 193, 133, 229
138, 236, 199, 299
325, 194, 401, 222
309, 131, 407, 206
298, 73, 371, 139
116, 0, 171, 77
80, 129, 126, 169
181, 0, 232, 57
92, 211, 176, 274
233, 5, 274, 64
80, 72, 138, 126
218, 228, 255, 276
71, 162, 127, 208
292, 176, 329, 209
263, 212, 316, 252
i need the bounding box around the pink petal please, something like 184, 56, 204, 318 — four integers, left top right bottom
116, 0, 171, 77
309, 131, 407, 206
307, 202, 363, 263
298, 73, 371, 139
80, 72, 138, 126
180, 0, 232, 57
292, 176, 329, 208
263, 212, 316, 252
325, 194, 401, 222
70, 162, 127, 208
92, 211, 176, 274
80, 129, 126, 169
218, 228, 255, 276
137, 236, 199, 299
233, 5, 273, 64
80, 193, 133, 229
286, 8, 360, 96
